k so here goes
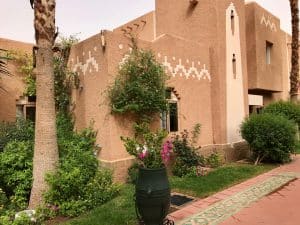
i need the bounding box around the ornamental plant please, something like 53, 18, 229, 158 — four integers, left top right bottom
171, 124, 204, 177
121, 122, 172, 169
241, 113, 296, 164
108, 46, 168, 119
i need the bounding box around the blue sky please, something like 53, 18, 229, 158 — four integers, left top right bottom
0, 0, 295, 43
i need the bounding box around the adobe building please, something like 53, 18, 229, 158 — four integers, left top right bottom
0, 0, 294, 181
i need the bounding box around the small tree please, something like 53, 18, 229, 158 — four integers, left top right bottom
108, 46, 168, 121
241, 113, 296, 165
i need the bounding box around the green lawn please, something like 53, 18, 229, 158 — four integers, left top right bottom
60, 163, 275, 225
170, 163, 275, 197
61, 185, 137, 225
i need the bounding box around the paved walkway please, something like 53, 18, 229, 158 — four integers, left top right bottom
168, 155, 300, 225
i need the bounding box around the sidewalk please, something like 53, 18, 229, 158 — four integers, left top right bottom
168, 155, 300, 225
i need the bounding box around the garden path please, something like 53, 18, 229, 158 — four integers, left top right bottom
169, 155, 300, 225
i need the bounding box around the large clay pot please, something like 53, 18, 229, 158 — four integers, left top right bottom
135, 167, 170, 225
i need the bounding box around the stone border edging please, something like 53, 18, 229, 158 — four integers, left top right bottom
177, 172, 298, 225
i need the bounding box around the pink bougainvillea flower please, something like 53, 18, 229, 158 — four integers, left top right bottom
161, 140, 173, 163
138, 145, 148, 160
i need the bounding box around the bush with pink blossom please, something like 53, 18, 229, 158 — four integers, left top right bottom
121, 122, 172, 169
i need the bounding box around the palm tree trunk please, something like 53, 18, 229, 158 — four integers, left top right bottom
289, 0, 299, 101
29, 0, 58, 209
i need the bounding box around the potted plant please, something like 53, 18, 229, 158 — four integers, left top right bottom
121, 122, 173, 225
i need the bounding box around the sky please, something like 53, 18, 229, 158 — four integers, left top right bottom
0, 0, 295, 43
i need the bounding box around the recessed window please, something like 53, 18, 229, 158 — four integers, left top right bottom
232, 54, 237, 79
231, 10, 235, 35
249, 105, 263, 114
266, 41, 273, 65
161, 88, 179, 132
16, 96, 36, 122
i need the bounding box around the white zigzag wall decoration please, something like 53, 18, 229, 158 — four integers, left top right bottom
119, 51, 211, 82
71, 49, 99, 75
161, 55, 211, 81
260, 14, 277, 32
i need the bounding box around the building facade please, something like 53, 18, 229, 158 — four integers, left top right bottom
0, 0, 293, 181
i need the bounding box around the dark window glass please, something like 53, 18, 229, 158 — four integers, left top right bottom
28, 96, 36, 102
169, 102, 178, 132
26, 106, 36, 122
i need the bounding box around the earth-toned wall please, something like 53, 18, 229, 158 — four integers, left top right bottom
0, 38, 33, 122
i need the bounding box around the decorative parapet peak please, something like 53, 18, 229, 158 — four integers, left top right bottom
260, 14, 277, 32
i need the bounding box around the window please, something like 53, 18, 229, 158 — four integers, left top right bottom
249, 105, 263, 114
231, 10, 235, 35
266, 41, 273, 65
16, 96, 36, 122
232, 54, 236, 79
161, 88, 179, 132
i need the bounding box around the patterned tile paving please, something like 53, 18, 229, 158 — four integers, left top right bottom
177, 173, 298, 225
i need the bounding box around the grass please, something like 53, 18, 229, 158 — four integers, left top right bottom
61, 185, 136, 225
60, 163, 275, 225
170, 163, 275, 197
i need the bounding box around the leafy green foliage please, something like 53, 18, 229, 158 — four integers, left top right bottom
0, 188, 7, 215
0, 141, 33, 211
172, 124, 204, 177
205, 153, 223, 168
121, 122, 168, 169
0, 119, 34, 152
45, 114, 118, 217
53, 36, 80, 113
263, 100, 300, 126
0, 213, 34, 225
8, 36, 80, 111
108, 48, 168, 118
7, 50, 35, 96
241, 113, 296, 164
126, 163, 139, 184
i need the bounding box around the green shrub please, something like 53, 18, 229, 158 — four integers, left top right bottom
241, 113, 296, 164
205, 153, 223, 168
127, 163, 139, 184
0, 119, 34, 152
172, 125, 204, 177
0, 188, 7, 214
45, 125, 119, 217
0, 141, 33, 211
108, 47, 168, 118
263, 100, 300, 126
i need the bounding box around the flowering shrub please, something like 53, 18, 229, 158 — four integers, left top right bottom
121, 122, 172, 169
108, 47, 168, 119
172, 124, 204, 177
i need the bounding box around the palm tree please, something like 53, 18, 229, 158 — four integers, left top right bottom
0, 49, 9, 75
29, 0, 59, 209
289, 0, 299, 101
